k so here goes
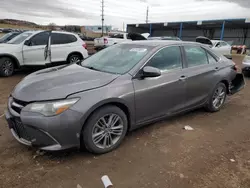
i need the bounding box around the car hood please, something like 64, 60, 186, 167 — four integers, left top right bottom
196, 36, 213, 46
0, 43, 20, 53
12, 64, 119, 102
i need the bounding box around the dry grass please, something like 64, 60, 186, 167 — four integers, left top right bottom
0, 23, 42, 30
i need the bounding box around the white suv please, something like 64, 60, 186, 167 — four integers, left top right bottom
0, 30, 88, 76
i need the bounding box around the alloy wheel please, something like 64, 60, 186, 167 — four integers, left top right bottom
70, 56, 80, 64
2, 60, 14, 76
212, 86, 226, 109
92, 113, 124, 149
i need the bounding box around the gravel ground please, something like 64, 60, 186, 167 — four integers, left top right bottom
1, 56, 250, 188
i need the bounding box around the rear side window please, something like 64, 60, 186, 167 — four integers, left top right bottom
184, 46, 208, 67
30, 31, 50, 46
147, 46, 182, 71
207, 52, 218, 64
51, 33, 77, 45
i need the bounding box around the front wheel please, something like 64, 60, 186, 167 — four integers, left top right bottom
205, 83, 227, 112
82, 105, 128, 154
0, 57, 14, 77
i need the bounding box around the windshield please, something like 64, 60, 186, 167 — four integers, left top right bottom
0, 33, 13, 41
7, 32, 33, 44
81, 44, 152, 74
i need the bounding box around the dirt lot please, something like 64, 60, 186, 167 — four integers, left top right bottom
1, 56, 250, 188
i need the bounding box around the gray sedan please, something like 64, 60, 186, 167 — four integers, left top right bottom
5, 41, 244, 154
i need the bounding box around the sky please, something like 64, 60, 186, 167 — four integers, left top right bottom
0, 0, 250, 29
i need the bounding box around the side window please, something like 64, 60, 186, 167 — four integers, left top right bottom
184, 46, 208, 67
51, 33, 77, 45
30, 32, 49, 46
207, 52, 218, 64
147, 46, 182, 71
215, 42, 221, 47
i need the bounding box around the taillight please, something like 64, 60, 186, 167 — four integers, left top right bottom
231, 63, 238, 72
104, 38, 108, 44
82, 43, 87, 49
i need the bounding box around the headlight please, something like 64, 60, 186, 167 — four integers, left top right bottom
25, 98, 79, 116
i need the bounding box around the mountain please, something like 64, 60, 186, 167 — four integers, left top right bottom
0, 19, 38, 27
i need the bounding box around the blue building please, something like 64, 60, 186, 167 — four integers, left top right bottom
127, 18, 250, 47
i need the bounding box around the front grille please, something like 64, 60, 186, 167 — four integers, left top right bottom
12, 118, 30, 141
11, 98, 29, 114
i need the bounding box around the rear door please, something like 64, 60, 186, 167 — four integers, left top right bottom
22, 31, 50, 65
51, 33, 78, 62
133, 45, 187, 124
182, 45, 219, 108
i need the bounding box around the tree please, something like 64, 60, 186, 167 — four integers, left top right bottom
48, 23, 56, 30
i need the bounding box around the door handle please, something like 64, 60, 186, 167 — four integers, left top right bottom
179, 75, 186, 81
215, 67, 219, 71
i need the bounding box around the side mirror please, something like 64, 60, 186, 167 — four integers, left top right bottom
142, 66, 161, 78
24, 40, 31, 46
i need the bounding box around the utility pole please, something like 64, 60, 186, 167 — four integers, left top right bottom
146, 6, 149, 23
101, 0, 104, 36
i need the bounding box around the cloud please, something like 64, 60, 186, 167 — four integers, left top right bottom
0, 0, 249, 28
197, 0, 250, 8
0, 0, 99, 19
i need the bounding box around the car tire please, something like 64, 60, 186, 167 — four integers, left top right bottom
205, 82, 227, 112
67, 54, 82, 64
0, 57, 14, 77
82, 105, 128, 154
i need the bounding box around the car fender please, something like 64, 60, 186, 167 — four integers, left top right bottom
79, 97, 134, 130
0, 53, 21, 67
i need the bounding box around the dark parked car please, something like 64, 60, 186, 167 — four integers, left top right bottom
0, 32, 22, 43
5, 41, 244, 154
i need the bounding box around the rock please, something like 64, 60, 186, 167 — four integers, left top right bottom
180, 173, 185, 179
77, 184, 83, 188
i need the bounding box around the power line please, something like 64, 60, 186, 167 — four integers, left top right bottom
101, 0, 104, 36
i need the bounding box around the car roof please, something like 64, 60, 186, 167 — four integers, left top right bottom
211, 40, 224, 43
21, 30, 77, 36
122, 40, 199, 47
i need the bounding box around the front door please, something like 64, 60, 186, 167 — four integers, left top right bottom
133, 46, 187, 124
22, 31, 50, 65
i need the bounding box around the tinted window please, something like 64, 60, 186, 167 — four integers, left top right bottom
30, 32, 49, 46
109, 33, 124, 39
51, 33, 77, 45
147, 46, 182, 71
207, 52, 218, 64
184, 46, 208, 67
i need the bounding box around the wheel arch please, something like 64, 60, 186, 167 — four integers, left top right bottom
66, 51, 84, 63
220, 79, 230, 94
80, 98, 133, 134
0, 53, 20, 68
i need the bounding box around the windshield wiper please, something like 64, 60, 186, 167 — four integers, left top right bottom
82, 65, 101, 72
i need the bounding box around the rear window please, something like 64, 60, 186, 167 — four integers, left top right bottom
51, 33, 77, 45
108, 33, 124, 39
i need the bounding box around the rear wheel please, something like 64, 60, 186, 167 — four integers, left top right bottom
205, 83, 227, 112
82, 105, 128, 154
67, 54, 82, 64
0, 57, 14, 77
